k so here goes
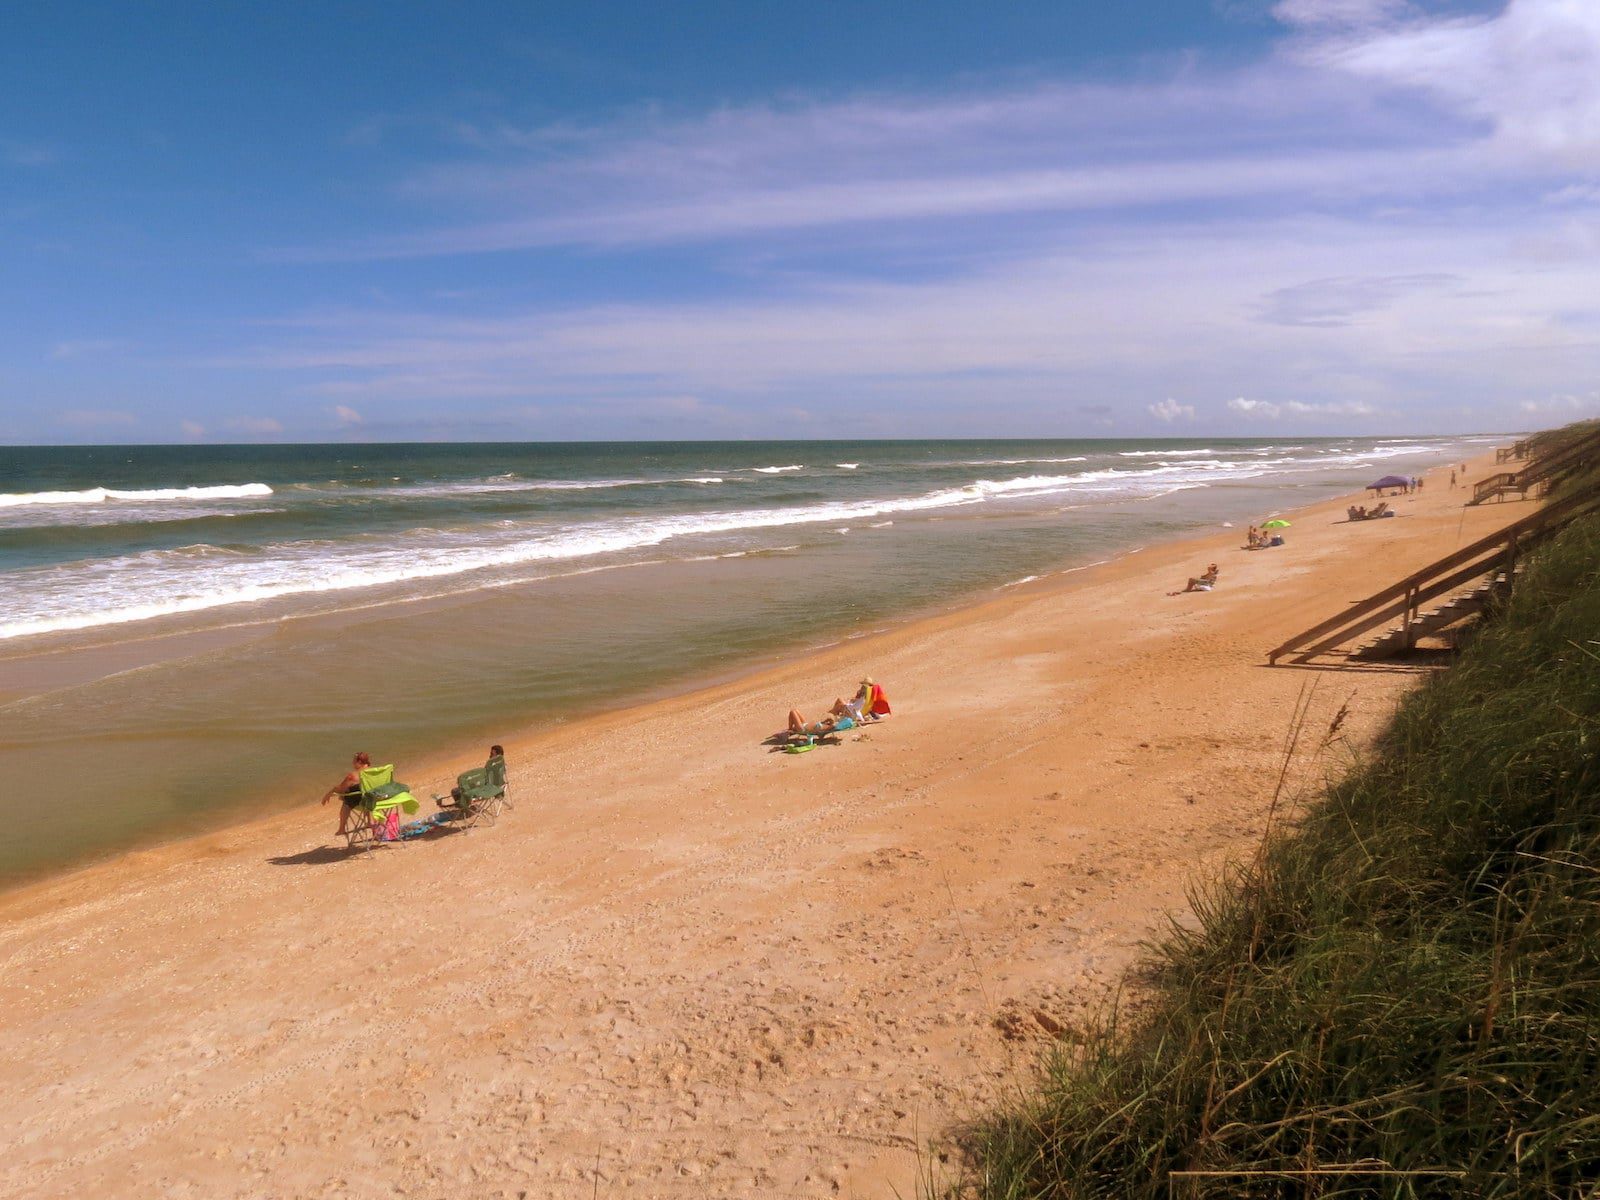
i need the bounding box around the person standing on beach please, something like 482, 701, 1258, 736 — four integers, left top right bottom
321, 751, 371, 837
1450, 470, 1457, 489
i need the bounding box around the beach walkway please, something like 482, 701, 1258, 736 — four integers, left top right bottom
0, 451, 1530, 1199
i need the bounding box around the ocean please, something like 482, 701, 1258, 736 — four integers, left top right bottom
0, 437, 1485, 886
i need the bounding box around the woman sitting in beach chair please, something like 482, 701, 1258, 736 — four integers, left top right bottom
434, 744, 510, 828
323, 753, 421, 849
833, 676, 892, 723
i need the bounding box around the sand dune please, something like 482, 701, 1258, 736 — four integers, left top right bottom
0, 453, 1523, 1198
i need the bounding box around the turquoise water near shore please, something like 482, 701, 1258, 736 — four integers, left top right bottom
0, 437, 1486, 886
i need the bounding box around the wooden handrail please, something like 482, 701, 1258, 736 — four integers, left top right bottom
1267, 486, 1600, 664
1518, 425, 1600, 483
1473, 472, 1518, 501
1286, 551, 1513, 662
1472, 427, 1600, 505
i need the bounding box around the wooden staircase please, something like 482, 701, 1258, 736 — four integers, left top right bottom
1348, 574, 1510, 660
1471, 426, 1600, 505
1495, 439, 1530, 464
1268, 485, 1600, 665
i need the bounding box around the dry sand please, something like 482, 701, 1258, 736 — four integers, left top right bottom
0, 453, 1526, 1199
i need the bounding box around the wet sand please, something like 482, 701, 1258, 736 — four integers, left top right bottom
0, 453, 1523, 1198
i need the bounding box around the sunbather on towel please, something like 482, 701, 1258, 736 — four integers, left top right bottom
789, 709, 855, 736
321, 751, 371, 837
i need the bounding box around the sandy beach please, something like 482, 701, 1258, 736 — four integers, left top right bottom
0, 451, 1527, 1199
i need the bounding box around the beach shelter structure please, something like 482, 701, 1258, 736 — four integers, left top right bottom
1368, 475, 1410, 491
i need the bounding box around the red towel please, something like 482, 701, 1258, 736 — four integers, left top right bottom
868, 684, 891, 716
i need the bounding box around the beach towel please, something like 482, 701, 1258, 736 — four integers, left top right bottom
383, 809, 401, 841
867, 683, 891, 717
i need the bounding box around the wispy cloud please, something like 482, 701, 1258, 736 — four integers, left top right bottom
231, 0, 1600, 435
1256, 274, 1458, 327
49, 337, 131, 360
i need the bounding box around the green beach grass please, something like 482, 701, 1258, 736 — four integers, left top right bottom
954, 460, 1600, 1197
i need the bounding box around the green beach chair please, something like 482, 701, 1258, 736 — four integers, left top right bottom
344, 763, 421, 850
434, 753, 510, 829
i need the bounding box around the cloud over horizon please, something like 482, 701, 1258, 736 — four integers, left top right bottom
6, 1, 1599, 441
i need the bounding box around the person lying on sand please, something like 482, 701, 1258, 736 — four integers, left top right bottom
1170, 564, 1219, 595
320, 751, 371, 837
789, 709, 856, 736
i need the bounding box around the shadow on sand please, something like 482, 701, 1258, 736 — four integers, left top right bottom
266, 821, 468, 867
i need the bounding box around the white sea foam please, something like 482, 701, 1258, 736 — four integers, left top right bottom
0, 463, 1216, 638
964, 456, 1090, 466
750, 465, 804, 473
0, 439, 1473, 640
836, 463, 859, 469
0, 483, 273, 508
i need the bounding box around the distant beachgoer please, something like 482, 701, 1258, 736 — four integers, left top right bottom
321, 751, 372, 837
1245, 524, 1260, 547
1450, 470, 1457, 489
1417, 476, 1424, 491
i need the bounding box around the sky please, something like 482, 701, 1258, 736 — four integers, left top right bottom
1, 0, 1597, 444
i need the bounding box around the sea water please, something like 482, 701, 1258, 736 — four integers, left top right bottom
0, 437, 1487, 885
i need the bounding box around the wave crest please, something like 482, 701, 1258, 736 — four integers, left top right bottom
0, 483, 273, 508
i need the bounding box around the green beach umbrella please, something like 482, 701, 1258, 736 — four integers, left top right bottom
1262, 519, 1291, 529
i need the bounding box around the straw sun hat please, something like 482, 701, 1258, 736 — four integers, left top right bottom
860, 676, 875, 686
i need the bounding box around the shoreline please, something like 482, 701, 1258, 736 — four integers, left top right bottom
0, 443, 1477, 896
0, 447, 1526, 1198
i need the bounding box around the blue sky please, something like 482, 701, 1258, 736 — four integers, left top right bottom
2, 0, 1596, 443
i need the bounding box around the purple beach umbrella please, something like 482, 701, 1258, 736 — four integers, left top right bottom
1368, 474, 1410, 490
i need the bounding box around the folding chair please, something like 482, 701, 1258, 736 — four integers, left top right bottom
344, 764, 421, 851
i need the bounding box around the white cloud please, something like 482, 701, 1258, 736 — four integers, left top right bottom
224, 1, 1600, 435
179, 420, 206, 439
1272, 0, 1413, 30
49, 338, 128, 360
1307, 0, 1600, 169
1149, 398, 1196, 423
1519, 390, 1600, 414
1229, 397, 1283, 417
1229, 396, 1378, 418
331, 404, 364, 426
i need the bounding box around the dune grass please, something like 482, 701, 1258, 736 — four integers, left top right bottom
956, 511, 1600, 1198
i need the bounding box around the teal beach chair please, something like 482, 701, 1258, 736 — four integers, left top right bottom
434, 752, 510, 829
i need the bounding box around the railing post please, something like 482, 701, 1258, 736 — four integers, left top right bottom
1403, 584, 1418, 651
